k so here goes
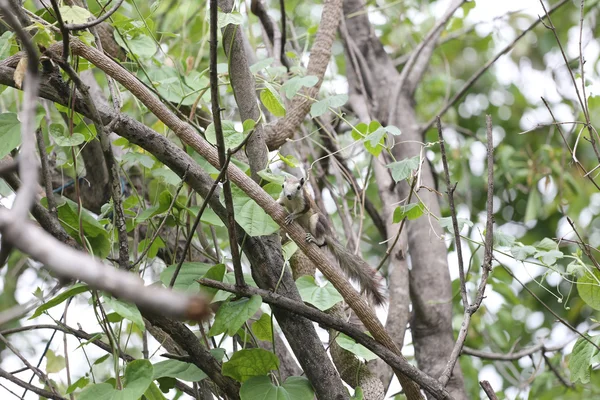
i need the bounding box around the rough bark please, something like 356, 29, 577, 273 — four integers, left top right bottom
342, 0, 467, 397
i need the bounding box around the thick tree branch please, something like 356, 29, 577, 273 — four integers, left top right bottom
264, 0, 342, 150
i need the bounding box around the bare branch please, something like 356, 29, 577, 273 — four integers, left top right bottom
0, 209, 210, 321
479, 380, 499, 400
0, 0, 40, 220
210, 0, 245, 288
264, 0, 342, 150
0, 367, 66, 400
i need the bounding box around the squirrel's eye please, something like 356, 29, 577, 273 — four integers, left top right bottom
281, 184, 284, 188
297, 185, 301, 190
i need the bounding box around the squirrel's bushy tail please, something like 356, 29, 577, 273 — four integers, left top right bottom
325, 237, 387, 306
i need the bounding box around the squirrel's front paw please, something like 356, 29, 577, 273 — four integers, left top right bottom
284, 215, 293, 225
306, 233, 314, 243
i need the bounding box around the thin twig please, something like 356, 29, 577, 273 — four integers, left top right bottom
198, 278, 452, 399
64, 0, 125, 31
0, 0, 40, 220
499, 259, 600, 352
279, 0, 288, 71
421, 0, 571, 134
437, 116, 467, 306
35, 127, 57, 217
439, 116, 495, 387
376, 175, 418, 271
0, 333, 60, 396
210, 0, 245, 288
479, 380, 498, 400
542, 351, 575, 389
49, 53, 130, 269
0, 368, 66, 400
48, 0, 69, 63
540, 97, 600, 191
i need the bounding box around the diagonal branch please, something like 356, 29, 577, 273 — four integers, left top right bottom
62, 38, 425, 399
200, 278, 452, 399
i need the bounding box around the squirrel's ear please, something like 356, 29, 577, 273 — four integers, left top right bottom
300, 177, 305, 185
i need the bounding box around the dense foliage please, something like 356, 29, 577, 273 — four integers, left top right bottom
1, 0, 600, 399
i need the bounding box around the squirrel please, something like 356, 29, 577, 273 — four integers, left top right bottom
277, 175, 386, 306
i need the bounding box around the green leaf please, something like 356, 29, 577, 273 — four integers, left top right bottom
249, 58, 274, 74
0, 113, 21, 159
310, 94, 348, 118
143, 382, 167, 400
122, 359, 154, 399
536, 238, 557, 251
567, 261, 585, 276
56, 197, 111, 257
392, 202, 424, 223
78, 383, 114, 400
240, 375, 314, 400
58, 5, 93, 24
222, 349, 280, 382
240, 376, 288, 400
534, 249, 564, 266
0, 31, 13, 60
152, 168, 181, 186
103, 295, 145, 331
66, 376, 89, 394
32, 22, 55, 48
152, 360, 207, 382
115, 33, 157, 59
218, 11, 244, 27
282, 376, 314, 400
439, 216, 473, 232
282, 75, 319, 99
30, 283, 89, 319
569, 335, 600, 383
335, 333, 378, 361
510, 245, 536, 261
296, 276, 343, 311
49, 123, 85, 146
93, 354, 110, 366
205, 120, 245, 150
45, 349, 66, 373
160, 262, 213, 292
351, 121, 387, 157
493, 230, 515, 247
230, 184, 279, 236
282, 240, 298, 262
252, 313, 273, 342
351, 387, 364, 400
524, 187, 542, 222
461, 0, 476, 18
143, 67, 205, 105
261, 84, 286, 117
209, 295, 262, 337
137, 236, 165, 259
187, 205, 225, 227
386, 156, 420, 182
123, 152, 155, 169
577, 269, 600, 310
199, 263, 228, 301
242, 119, 256, 133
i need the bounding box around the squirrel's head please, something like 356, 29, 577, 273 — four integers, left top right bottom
281, 176, 305, 200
